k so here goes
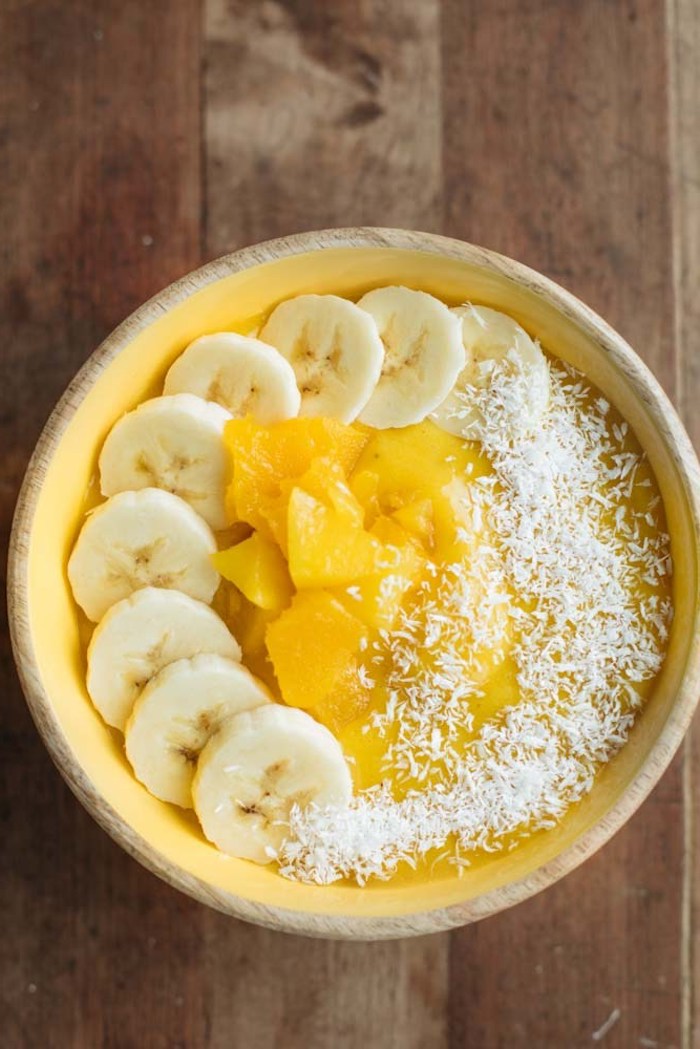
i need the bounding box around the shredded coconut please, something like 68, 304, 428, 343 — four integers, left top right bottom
277, 357, 672, 884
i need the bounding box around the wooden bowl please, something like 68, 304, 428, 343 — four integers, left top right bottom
9, 229, 700, 940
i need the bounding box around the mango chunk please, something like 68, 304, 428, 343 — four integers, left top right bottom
432, 477, 484, 562
214, 583, 279, 694
287, 487, 384, 588
353, 421, 474, 499
392, 497, 435, 549
368, 514, 415, 548
266, 591, 369, 710
236, 597, 277, 655
338, 516, 425, 629
212, 533, 293, 612
224, 416, 367, 539
349, 469, 381, 524
311, 663, 373, 735
283, 457, 365, 527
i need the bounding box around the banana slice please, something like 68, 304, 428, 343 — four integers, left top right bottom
193, 705, 352, 863
357, 286, 464, 429
432, 305, 550, 439
125, 654, 270, 806
99, 394, 231, 529
164, 333, 301, 423
68, 488, 219, 622
259, 294, 384, 423
87, 588, 241, 730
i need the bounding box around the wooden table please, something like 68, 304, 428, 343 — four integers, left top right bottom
1, 2, 698, 1046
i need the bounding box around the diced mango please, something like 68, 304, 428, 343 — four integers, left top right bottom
352, 420, 491, 519
212, 579, 244, 625
368, 515, 414, 548
302, 417, 368, 473
236, 598, 277, 655
349, 469, 381, 525
261, 454, 367, 552
432, 477, 483, 562
282, 457, 364, 527
337, 516, 425, 629
392, 497, 435, 549
311, 663, 373, 735
287, 487, 384, 588
224, 416, 368, 539
354, 421, 466, 493
212, 533, 293, 612
266, 591, 369, 710
212, 583, 279, 695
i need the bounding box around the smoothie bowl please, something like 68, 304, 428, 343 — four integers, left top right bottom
8, 228, 700, 939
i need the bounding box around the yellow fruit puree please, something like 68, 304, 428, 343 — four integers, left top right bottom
216, 395, 671, 851
75, 331, 673, 888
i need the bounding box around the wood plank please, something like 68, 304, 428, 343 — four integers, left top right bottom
203, 922, 448, 1049
443, 0, 675, 391
442, 1, 683, 1046
204, 0, 443, 252
2, 0, 692, 1044
667, 1, 700, 1046
0, 3, 202, 1046
203, 4, 449, 1047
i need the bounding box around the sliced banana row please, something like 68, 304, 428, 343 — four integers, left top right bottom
123, 645, 351, 857
82, 582, 349, 857
256, 289, 549, 432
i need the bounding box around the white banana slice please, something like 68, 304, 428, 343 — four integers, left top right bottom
125, 653, 270, 807
259, 294, 384, 423
357, 286, 464, 429
164, 333, 301, 424
87, 587, 240, 730
432, 305, 550, 439
193, 705, 352, 863
99, 393, 231, 529
68, 488, 219, 622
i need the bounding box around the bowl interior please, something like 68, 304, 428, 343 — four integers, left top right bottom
19, 243, 700, 924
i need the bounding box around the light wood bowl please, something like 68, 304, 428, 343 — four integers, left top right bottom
8, 229, 700, 940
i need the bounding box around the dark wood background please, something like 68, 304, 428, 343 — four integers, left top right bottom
2, 1, 698, 1046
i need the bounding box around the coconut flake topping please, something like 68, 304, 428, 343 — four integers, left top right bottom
277, 353, 672, 885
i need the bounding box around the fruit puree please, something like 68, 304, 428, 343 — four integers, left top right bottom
67, 288, 672, 885
213, 381, 670, 882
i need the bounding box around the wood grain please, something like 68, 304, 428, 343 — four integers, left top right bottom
3, 0, 700, 1046
0, 2, 203, 1047
442, 1, 684, 1046
668, 1, 700, 1045
202, 922, 448, 1048
204, 0, 443, 252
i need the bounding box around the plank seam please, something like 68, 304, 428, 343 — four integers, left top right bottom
665, 1, 694, 1046
198, 0, 208, 264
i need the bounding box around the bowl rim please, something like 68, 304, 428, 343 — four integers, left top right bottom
8, 226, 700, 940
